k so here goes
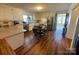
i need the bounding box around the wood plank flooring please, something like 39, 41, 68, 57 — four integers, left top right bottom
15, 30, 72, 55
0, 39, 15, 55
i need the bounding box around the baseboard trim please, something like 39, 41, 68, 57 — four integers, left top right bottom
66, 37, 72, 40
14, 45, 24, 53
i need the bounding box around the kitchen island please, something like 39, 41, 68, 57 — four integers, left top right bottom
0, 24, 25, 54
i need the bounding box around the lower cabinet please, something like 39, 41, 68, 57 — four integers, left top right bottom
6, 33, 24, 50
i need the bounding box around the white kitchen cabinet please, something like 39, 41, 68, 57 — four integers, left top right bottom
4, 6, 13, 21
13, 8, 23, 21
6, 33, 24, 50
0, 5, 5, 20
29, 23, 34, 31
0, 5, 23, 21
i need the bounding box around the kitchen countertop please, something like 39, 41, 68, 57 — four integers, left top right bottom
0, 24, 26, 39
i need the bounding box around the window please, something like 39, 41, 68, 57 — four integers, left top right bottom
23, 15, 33, 24
57, 14, 66, 25
57, 14, 66, 28
23, 15, 28, 23
27, 16, 32, 23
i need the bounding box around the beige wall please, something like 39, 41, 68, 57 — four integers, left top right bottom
66, 5, 79, 40
34, 12, 55, 24
35, 12, 55, 20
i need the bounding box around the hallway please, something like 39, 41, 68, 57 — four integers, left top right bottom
54, 25, 63, 42
15, 29, 71, 55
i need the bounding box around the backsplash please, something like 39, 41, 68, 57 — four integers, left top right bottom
0, 20, 23, 28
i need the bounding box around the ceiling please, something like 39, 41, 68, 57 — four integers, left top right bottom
4, 3, 72, 12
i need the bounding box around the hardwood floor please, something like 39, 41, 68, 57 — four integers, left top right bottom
15, 30, 72, 55
0, 39, 15, 55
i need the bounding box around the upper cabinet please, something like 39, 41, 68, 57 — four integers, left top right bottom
4, 6, 13, 21
0, 5, 23, 21
12, 8, 23, 21
0, 5, 5, 20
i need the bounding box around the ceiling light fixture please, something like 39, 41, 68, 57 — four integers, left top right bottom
36, 6, 43, 10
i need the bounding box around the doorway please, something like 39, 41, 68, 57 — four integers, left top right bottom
56, 14, 66, 30
72, 14, 79, 54
54, 13, 66, 40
